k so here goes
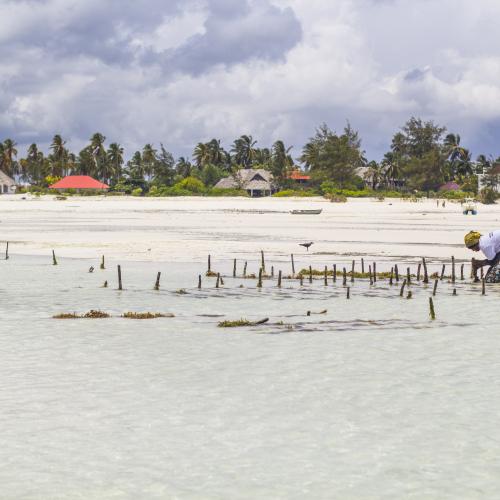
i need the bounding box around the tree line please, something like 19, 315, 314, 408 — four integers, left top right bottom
1, 118, 499, 193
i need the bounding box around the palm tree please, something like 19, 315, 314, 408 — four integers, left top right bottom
2, 139, 18, 177
50, 135, 67, 177
207, 139, 226, 167
299, 141, 320, 171
271, 140, 293, 183
444, 133, 468, 180
142, 144, 157, 181
365, 161, 384, 190
90, 133, 107, 181
126, 151, 144, 183
193, 142, 211, 170
176, 157, 192, 178
231, 135, 257, 168
107, 143, 124, 183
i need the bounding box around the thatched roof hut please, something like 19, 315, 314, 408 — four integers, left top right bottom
215, 169, 276, 197
0, 170, 16, 194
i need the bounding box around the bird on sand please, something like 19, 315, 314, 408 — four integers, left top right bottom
88, 266, 94, 273
299, 242, 314, 251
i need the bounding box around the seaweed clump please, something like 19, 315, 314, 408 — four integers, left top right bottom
218, 318, 269, 328
53, 310, 110, 319
122, 312, 174, 319
53, 312, 80, 319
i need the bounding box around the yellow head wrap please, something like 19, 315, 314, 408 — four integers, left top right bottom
464, 231, 481, 248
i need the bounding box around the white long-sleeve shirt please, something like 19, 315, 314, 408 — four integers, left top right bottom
479, 231, 500, 260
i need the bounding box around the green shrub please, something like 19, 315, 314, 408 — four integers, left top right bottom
440, 190, 475, 200
176, 176, 206, 193
273, 189, 318, 197
480, 188, 497, 205
131, 187, 143, 197
207, 188, 249, 197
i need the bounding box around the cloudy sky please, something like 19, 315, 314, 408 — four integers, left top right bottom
2, 0, 500, 161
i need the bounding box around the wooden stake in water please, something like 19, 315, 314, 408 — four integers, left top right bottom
208, 254, 211, 273
460, 263, 464, 281
399, 279, 407, 297
432, 279, 438, 296
278, 270, 282, 287
407, 291, 412, 299
351, 260, 355, 282
103, 280, 108, 288
291, 254, 295, 276
261, 250, 266, 272
451, 256, 456, 283
429, 297, 436, 320
369, 265, 373, 286
395, 264, 399, 282
271, 266, 274, 278
198, 275, 202, 289
406, 267, 411, 286
346, 287, 350, 299
117, 265, 122, 290
243, 261, 247, 277
309, 266, 313, 284
373, 262, 377, 283
52, 250, 58, 266
216, 273, 220, 288
440, 264, 446, 280
333, 264, 337, 283
482, 278, 486, 296
422, 257, 429, 284
154, 272, 161, 290
5, 241, 9, 260
233, 259, 237, 278
417, 263, 421, 281
257, 268, 263, 288
100, 255, 105, 270
343, 268, 347, 286
390, 267, 394, 286
324, 266, 328, 286
300, 274, 304, 286
361, 258, 365, 274
453, 288, 457, 296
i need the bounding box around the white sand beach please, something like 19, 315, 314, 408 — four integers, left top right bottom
0, 195, 492, 266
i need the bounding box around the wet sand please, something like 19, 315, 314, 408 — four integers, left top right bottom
0, 195, 493, 267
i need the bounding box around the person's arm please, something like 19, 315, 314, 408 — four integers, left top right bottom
472, 258, 493, 281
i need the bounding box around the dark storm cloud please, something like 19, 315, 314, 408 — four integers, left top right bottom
145, 0, 302, 75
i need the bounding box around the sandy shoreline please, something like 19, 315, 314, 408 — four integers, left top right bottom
0, 194, 495, 267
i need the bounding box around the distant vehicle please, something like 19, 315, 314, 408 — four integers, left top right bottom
290, 209, 323, 215
463, 198, 477, 215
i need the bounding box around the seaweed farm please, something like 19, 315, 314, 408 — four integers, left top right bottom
2, 197, 500, 499
2, 247, 500, 499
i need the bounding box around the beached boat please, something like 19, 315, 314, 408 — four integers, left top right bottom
290, 209, 322, 215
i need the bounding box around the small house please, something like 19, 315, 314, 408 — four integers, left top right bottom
288, 170, 311, 184
49, 175, 109, 191
0, 170, 16, 194
215, 169, 276, 197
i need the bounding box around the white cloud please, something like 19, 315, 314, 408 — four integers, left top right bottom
1, 0, 500, 160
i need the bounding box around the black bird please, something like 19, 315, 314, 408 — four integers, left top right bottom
299, 242, 314, 251
89, 266, 94, 273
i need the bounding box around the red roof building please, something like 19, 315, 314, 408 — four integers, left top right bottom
49, 176, 109, 190
288, 170, 311, 182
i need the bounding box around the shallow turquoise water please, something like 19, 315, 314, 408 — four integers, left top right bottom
1, 254, 500, 499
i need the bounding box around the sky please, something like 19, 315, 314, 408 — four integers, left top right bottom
1, 0, 500, 162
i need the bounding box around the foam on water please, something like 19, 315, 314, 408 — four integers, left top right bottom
1, 254, 500, 499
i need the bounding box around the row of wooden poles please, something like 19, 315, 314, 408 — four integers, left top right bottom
4, 243, 488, 321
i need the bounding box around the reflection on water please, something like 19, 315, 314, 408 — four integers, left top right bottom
1, 255, 499, 499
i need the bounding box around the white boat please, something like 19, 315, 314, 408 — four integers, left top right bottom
290, 209, 322, 215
